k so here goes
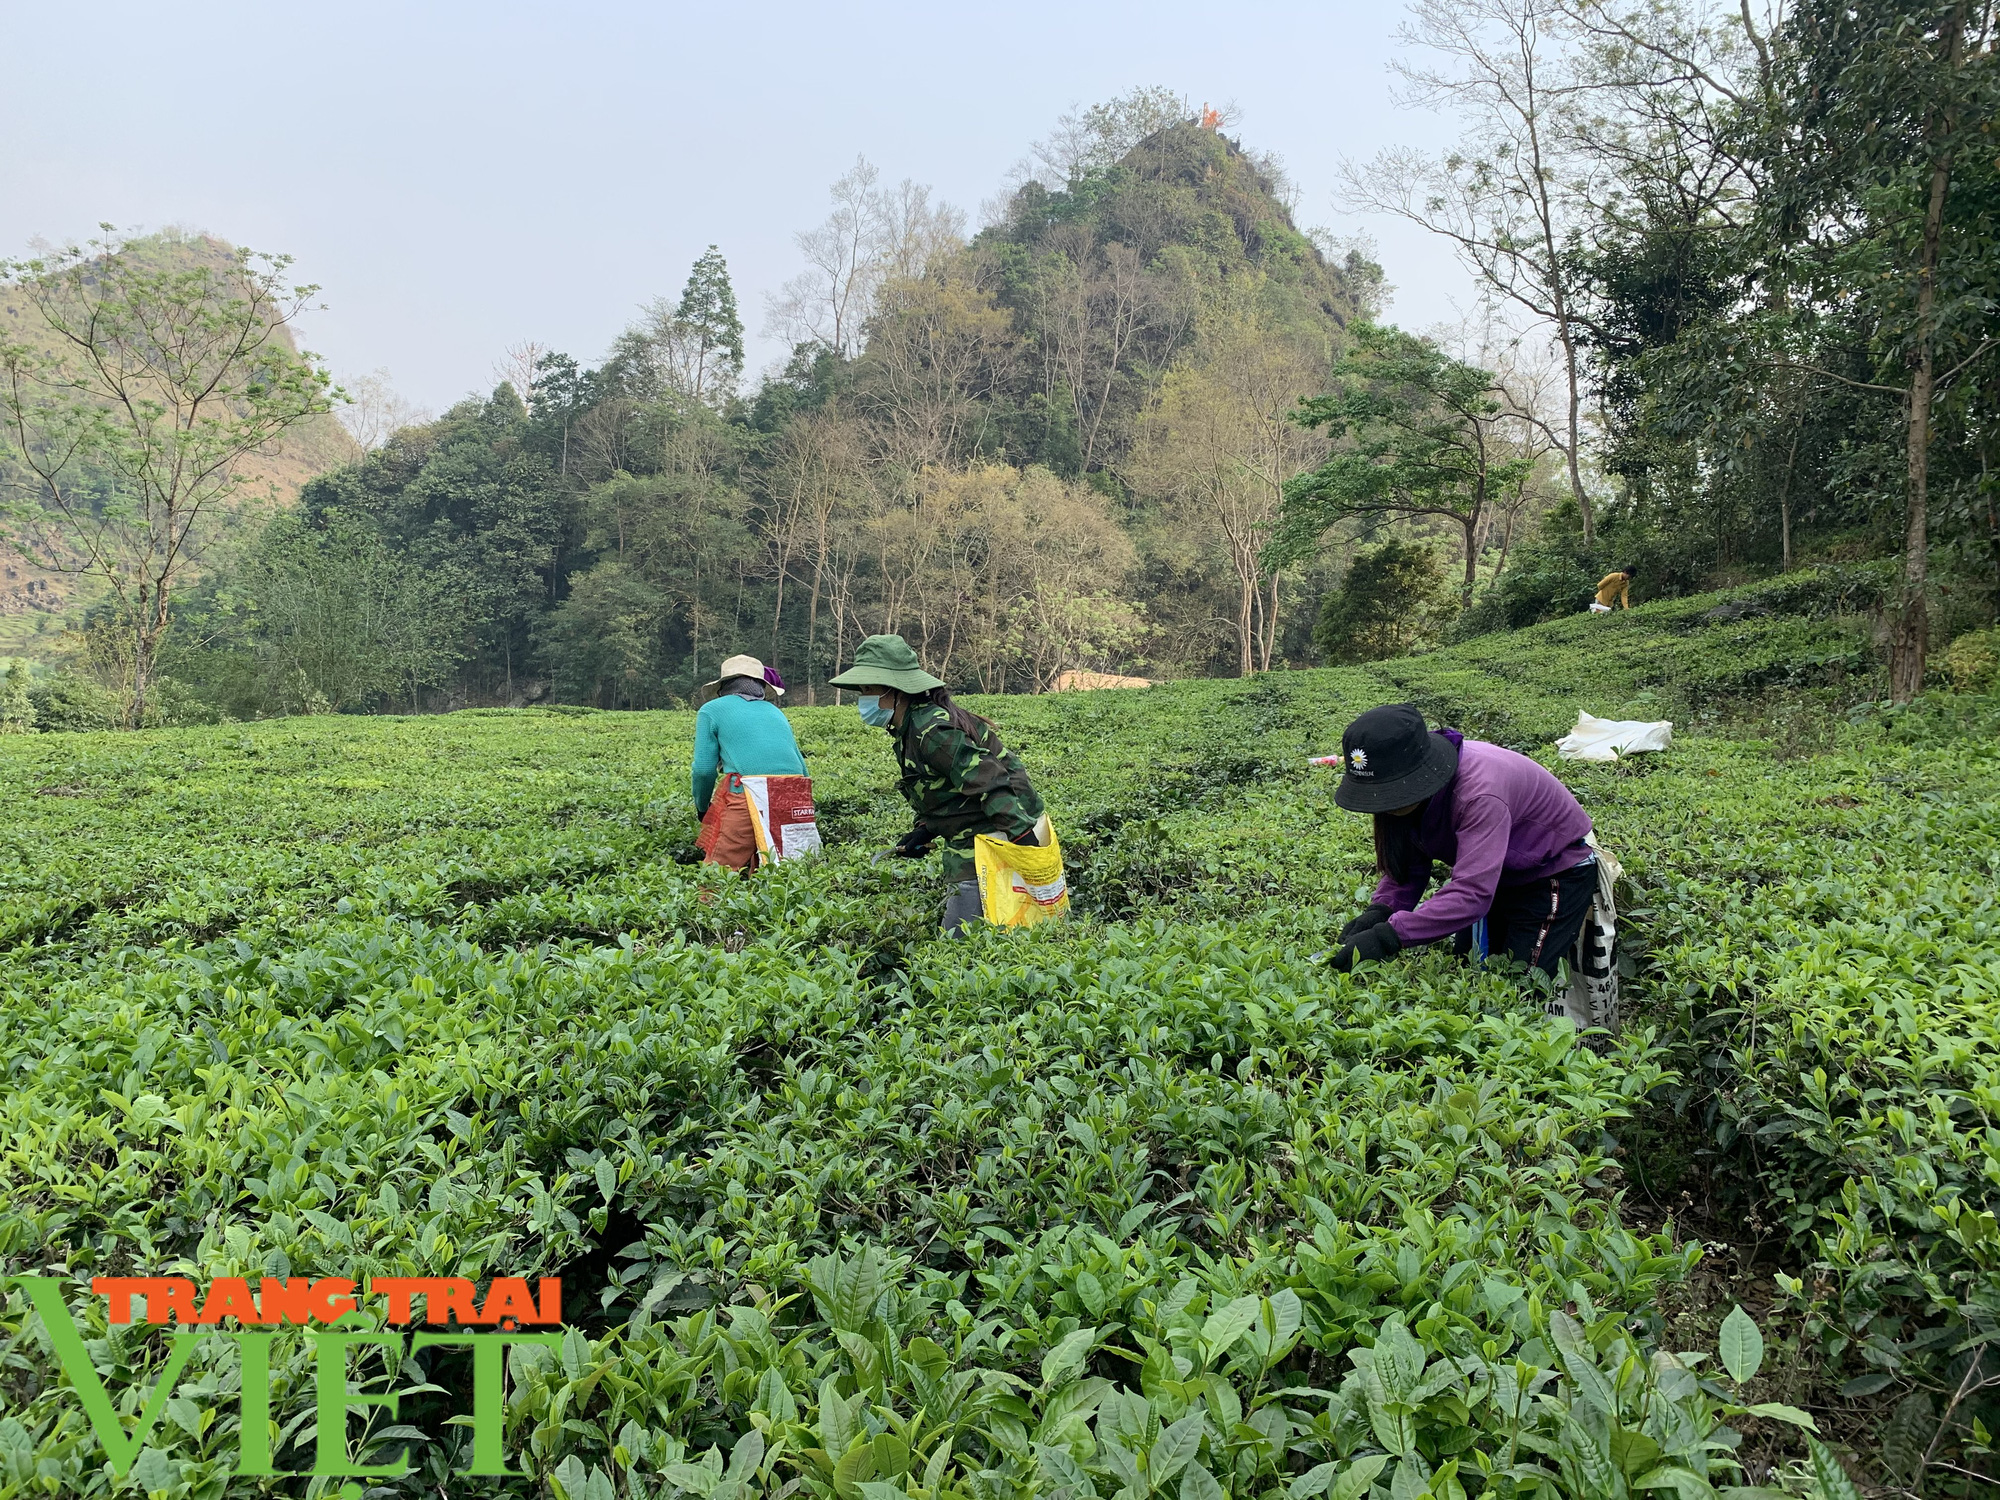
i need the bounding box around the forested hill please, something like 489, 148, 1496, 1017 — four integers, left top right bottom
992, 121, 1374, 331
974, 121, 1379, 477
153, 113, 1386, 720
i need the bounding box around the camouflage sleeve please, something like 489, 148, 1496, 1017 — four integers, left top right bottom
913, 721, 1012, 801
913, 720, 1036, 837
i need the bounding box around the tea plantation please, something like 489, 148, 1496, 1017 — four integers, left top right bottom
1, 576, 1995, 1499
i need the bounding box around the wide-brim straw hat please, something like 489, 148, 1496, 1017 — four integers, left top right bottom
694, 653, 783, 706
828, 635, 945, 695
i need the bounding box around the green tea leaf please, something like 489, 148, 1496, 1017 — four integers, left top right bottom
1327, 1455, 1391, 1500
1147, 1413, 1205, 1490
1289, 1462, 1339, 1499
1178, 1461, 1224, 1500
1807, 1440, 1861, 1500
1043, 1326, 1099, 1389
1635, 1465, 1718, 1499
1036, 1444, 1096, 1500
834, 1442, 879, 1500
1739, 1402, 1819, 1434
664, 1462, 720, 1497
1718, 1307, 1764, 1385
1200, 1295, 1260, 1361
131, 1448, 179, 1496
727, 1428, 765, 1482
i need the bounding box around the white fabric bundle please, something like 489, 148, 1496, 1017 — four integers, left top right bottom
1556, 711, 1673, 762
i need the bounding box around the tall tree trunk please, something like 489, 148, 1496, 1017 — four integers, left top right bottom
1558, 327, 1593, 544
1238, 564, 1255, 677
690, 545, 701, 686
1982, 439, 1999, 595
130, 620, 151, 729
805, 547, 826, 707
1890, 9, 1963, 703
1777, 428, 1800, 573
1893, 359, 1936, 703
1260, 572, 1281, 672
1514, 32, 1593, 547
770, 536, 790, 665
131, 573, 172, 729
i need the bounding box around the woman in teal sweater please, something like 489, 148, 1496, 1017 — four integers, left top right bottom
692, 654, 811, 871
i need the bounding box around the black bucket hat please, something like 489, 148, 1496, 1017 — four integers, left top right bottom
1332, 704, 1460, 813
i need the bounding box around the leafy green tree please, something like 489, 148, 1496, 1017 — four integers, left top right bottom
236, 510, 466, 712
1313, 539, 1457, 663
300, 386, 574, 698
604, 250, 747, 412
0, 662, 34, 732
1028, 85, 1194, 185
1754, 0, 2000, 699
1562, 0, 1999, 699
525, 350, 596, 475
0, 232, 334, 725
535, 560, 672, 707
1276, 323, 1538, 597
676, 246, 745, 405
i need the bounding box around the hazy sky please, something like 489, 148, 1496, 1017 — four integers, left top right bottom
0, 0, 1478, 415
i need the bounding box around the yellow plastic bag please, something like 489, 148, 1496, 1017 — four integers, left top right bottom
972, 817, 1070, 928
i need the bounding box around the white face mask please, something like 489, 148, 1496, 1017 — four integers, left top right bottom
857, 694, 895, 728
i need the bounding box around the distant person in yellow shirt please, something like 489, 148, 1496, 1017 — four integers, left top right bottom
1590, 566, 1636, 614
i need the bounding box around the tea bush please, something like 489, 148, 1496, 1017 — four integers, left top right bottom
1939, 629, 2000, 693
0, 575, 1989, 1496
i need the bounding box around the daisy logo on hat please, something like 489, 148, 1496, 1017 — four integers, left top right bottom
1349, 747, 1371, 775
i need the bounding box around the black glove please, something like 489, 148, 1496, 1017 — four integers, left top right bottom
1331, 920, 1403, 973
671, 845, 704, 866
1339, 904, 1393, 943
890, 825, 936, 858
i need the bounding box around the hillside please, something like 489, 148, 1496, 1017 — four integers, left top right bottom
0, 231, 356, 658
2, 579, 1993, 1492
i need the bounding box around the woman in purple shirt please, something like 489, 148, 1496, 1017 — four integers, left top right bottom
1326, 703, 1597, 976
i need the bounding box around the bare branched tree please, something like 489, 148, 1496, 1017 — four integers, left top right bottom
0, 230, 335, 724
1131, 299, 1334, 675
492, 341, 548, 411
861, 267, 1017, 473
766, 160, 966, 358
1341, 0, 1603, 538
338, 368, 430, 452
762, 409, 873, 702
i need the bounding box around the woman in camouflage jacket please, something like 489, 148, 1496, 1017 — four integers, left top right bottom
831, 634, 1046, 933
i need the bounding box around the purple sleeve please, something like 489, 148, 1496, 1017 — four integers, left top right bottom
1387, 795, 1510, 946
1371, 867, 1430, 912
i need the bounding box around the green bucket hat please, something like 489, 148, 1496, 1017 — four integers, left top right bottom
828, 634, 946, 694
